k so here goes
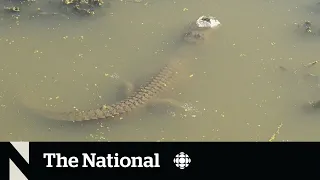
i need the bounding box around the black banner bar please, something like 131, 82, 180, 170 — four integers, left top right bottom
29, 142, 320, 178
0, 143, 9, 180
1, 142, 320, 179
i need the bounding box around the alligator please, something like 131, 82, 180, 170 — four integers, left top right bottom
26, 16, 221, 121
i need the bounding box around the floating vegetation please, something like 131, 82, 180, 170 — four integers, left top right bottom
60, 0, 105, 16
269, 123, 283, 142
3, 6, 20, 13
1, 0, 107, 21
295, 21, 320, 36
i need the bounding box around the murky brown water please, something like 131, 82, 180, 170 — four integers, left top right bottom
1, 0, 320, 141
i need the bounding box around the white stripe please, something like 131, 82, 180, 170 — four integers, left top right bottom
10, 159, 28, 180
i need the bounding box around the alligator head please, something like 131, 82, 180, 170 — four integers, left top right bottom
183, 16, 221, 44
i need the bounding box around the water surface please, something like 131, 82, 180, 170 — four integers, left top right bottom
1, 0, 320, 141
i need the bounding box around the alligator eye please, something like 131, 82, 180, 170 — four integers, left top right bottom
201, 17, 211, 22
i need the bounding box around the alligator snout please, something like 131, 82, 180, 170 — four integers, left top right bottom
184, 31, 205, 43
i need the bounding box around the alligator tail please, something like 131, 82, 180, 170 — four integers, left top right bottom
24, 59, 181, 121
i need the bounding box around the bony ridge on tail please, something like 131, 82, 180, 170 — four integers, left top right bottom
25, 15, 221, 122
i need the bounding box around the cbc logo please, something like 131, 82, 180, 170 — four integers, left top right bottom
173, 152, 191, 169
